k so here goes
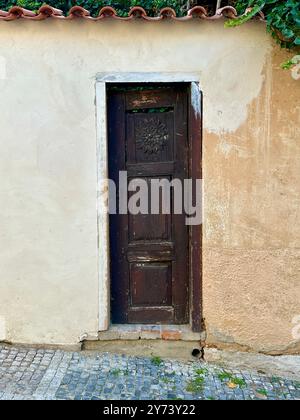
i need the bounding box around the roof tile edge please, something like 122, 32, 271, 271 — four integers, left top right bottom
0, 5, 265, 22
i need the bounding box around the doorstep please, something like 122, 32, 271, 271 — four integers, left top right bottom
97, 324, 205, 341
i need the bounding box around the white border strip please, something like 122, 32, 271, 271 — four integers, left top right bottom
96, 82, 110, 331
97, 72, 200, 83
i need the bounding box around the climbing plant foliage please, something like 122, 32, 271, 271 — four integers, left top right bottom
230, 1, 300, 49
0, 1, 299, 50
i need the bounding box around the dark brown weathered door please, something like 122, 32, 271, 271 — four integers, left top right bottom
108, 85, 189, 324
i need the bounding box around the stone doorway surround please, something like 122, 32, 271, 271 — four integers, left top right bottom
95, 72, 202, 341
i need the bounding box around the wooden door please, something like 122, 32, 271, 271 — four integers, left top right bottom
108, 85, 189, 324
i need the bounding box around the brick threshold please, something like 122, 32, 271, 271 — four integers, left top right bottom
97, 324, 204, 341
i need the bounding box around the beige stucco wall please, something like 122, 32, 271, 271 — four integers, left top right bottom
204, 45, 300, 354
0, 19, 299, 352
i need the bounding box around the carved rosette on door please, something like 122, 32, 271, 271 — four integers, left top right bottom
135, 117, 169, 158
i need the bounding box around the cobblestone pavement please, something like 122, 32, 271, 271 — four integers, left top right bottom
0, 345, 299, 400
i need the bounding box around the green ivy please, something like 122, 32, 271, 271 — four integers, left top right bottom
230, 0, 300, 49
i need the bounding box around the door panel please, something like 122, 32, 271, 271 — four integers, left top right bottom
108, 85, 189, 324
128, 176, 172, 242
130, 262, 172, 306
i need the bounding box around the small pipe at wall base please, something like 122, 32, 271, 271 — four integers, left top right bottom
191, 348, 202, 358
191, 340, 206, 360
191, 317, 207, 360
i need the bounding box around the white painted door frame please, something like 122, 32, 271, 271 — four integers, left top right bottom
95, 72, 201, 332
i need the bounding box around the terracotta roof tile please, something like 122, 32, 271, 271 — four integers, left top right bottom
0, 5, 265, 22
67, 6, 91, 20
216, 6, 238, 19
187, 6, 209, 18
1, 6, 36, 20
